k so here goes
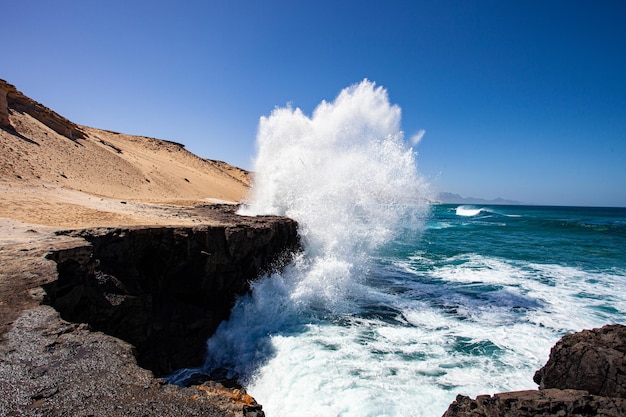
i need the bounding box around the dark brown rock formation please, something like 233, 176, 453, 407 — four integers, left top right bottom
0, 79, 86, 140
444, 389, 626, 417
43, 207, 300, 376
533, 324, 626, 398
442, 324, 626, 417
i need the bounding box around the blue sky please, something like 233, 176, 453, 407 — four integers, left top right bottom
3, 1, 625, 207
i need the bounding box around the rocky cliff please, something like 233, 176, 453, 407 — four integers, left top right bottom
442, 324, 626, 417
0, 79, 86, 140
43, 206, 300, 376
0, 206, 299, 416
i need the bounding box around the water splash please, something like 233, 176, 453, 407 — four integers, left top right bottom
202, 79, 431, 399
237, 79, 430, 307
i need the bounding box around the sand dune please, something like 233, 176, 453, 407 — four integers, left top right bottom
0, 80, 251, 230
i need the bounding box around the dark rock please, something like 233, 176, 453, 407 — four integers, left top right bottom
243, 404, 265, 417
31, 385, 59, 400
442, 324, 626, 416
533, 324, 626, 398
442, 389, 626, 417
42, 207, 300, 376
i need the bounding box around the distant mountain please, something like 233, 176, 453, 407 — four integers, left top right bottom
437, 192, 525, 206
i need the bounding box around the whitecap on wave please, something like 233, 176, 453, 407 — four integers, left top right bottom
455, 205, 484, 216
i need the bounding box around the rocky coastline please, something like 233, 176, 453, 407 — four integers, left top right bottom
2, 78, 625, 416
3, 211, 625, 417
0, 205, 299, 417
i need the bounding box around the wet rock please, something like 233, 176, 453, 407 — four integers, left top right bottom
243, 404, 265, 417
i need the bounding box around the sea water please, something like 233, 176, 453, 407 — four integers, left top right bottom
194, 81, 626, 416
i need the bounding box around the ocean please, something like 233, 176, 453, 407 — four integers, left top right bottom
174, 81, 626, 416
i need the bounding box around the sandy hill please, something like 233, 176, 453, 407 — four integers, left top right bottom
0, 79, 251, 230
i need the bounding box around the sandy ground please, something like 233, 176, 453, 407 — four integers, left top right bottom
1, 110, 252, 239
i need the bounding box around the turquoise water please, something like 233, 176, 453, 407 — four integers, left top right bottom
198, 203, 626, 417
176, 81, 626, 416
420, 205, 626, 270
377, 204, 626, 348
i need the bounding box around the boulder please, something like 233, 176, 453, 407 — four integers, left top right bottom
533, 324, 626, 398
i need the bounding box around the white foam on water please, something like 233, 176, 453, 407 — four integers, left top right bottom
247, 321, 459, 417
399, 253, 626, 377
367, 253, 626, 416
403, 253, 626, 330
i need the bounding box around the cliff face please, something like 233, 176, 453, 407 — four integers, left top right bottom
0, 82, 9, 128
43, 208, 300, 376
0, 79, 86, 140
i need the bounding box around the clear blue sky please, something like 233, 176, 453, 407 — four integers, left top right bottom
3, 1, 625, 207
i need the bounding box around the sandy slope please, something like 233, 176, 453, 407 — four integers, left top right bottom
0, 109, 251, 231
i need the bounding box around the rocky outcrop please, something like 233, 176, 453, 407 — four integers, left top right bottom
42, 206, 300, 376
444, 389, 626, 417
0, 81, 10, 128
533, 324, 626, 398
442, 324, 626, 417
0, 79, 86, 140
